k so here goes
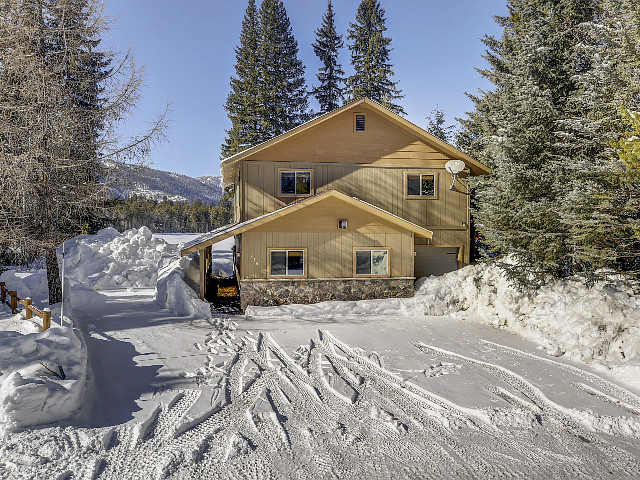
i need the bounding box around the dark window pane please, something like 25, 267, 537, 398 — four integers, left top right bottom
281, 172, 295, 194
421, 175, 435, 196
287, 251, 304, 276
270, 251, 287, 276
371, 250, 388, 275
407, 175, 421, 196
296, 172, 310, 195
355, 250, 371, 275
355, 114, 365, 131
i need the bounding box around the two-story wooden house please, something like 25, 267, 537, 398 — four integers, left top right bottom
181, 98, 490, 308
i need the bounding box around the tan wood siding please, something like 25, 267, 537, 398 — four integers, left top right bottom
241, 231, 413, 280
241, 105, 450, 165
242, 162, 469, 228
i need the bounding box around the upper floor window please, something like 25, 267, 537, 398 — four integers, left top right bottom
406, 173, 436, 198
280, 170, 312, 196
354, 113, 366, 132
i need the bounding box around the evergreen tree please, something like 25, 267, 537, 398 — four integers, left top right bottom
257, 0, 308, 140
425, 107, 455, 143
346, 0, 404, 114
457, 0, 597, 283
311, 0, 345, 114
222, 0, 262, 158
558, 0, 640, 275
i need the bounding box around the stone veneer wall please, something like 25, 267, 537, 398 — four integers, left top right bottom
239, 278, 414, 309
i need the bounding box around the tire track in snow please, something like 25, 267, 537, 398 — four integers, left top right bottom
415, 341, 640, 477
3, 329, 640, 479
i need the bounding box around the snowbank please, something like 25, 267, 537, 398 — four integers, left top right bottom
0, 315, 87, 430
155, 256, 213, 319
63, 227, 175, 290
0, 269, 48, 305
406, 263, 640, 369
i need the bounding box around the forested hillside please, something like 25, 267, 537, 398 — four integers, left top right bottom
115, 165, 223, 204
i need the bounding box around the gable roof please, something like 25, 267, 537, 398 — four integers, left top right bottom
180, 189, 433, 256
220, 98, 490, 185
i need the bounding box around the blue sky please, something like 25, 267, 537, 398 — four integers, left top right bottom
105, 0, 507, 178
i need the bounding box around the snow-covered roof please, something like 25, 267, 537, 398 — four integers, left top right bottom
180, 189, 433, 256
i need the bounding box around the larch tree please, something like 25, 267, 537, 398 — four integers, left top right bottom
346, 0, 404, 114
222, 0, 262, 158
257, 0, 309, 141
457, 0, 597, 284
311, 0, 345, 114
0, 0, 166, 303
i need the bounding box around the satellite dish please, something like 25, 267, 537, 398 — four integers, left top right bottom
445, 160, 465, 175
445, 160, 466, 190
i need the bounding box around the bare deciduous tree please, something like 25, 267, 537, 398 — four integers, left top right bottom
0, 0, 167, 303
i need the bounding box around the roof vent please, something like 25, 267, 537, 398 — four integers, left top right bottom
355, 114, 365, 132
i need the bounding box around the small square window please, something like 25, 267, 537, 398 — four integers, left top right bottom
338, 219, 348, 229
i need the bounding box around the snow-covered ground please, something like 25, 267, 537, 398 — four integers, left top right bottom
0, 228, 639, 479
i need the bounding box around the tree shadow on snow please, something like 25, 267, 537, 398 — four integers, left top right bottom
75, 330, 162, 428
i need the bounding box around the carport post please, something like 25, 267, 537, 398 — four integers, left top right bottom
199, 248, 206, 300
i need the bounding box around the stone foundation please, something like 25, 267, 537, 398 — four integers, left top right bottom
239, 278, 414, 309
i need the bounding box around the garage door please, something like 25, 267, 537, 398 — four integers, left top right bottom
414, 247, 459, 278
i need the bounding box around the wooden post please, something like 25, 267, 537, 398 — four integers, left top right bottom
0, 282, 5, 303
10, 291, 17, 314
43, 308, 51, 331
24, 298, 32, 319
199, 248, 206, 300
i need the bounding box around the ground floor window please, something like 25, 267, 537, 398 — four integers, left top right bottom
269, 249, 305, 277
354, 249, 389, 276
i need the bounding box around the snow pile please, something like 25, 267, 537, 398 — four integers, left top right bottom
63, 227, 175, 289
406, 263, 640, 371
0, 269, 48, 305
0, 316, 87, 430
155, 256, 213, 319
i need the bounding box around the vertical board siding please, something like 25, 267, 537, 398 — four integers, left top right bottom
243, 162, 469, 231
241, 231, 412, 279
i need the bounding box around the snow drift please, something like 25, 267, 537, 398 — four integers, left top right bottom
63, 227, 174, 290
407, 263, 640, 368
0, 315, 87, 430
155, 256, 213, 319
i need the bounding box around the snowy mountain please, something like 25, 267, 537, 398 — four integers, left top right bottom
116, 165, 223, 203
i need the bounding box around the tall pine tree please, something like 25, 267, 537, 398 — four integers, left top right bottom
311, 0, 345, 114
346, 0, 404, 114
222, 0, 262, 158
457, 0, 597, 283
257, 0, 308, 140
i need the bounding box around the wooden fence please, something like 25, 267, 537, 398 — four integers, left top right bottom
0, 281, 51, 330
